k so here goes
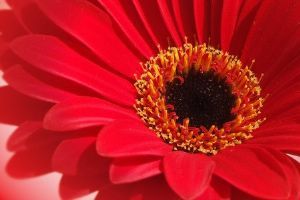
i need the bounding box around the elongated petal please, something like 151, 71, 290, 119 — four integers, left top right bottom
249, 136, 300, 154
0, 86, 50, 125
229, 0, 261, 56
157, 0, 182, 45
209, 0, 222, 47
35, 0, 141, 78
221, 0, 243, 51
236, 0, 262, 28
253, 122, 300, 138
6, 145, 56, 178
96, 176, 179, 200
262, 53, 300, 94
95, 184, 135, 200
132, 0, 174, 48
197, 177, 231, 200
97, 0, 154, 58
242, 0, 300, 77
0, 10, 26, 42
97, 119, 171, 157
268, 149, 300, 200
60, 174, 109, 200
43, 97, 138, 131
7, 121, 41, 151
193, 0, 205, 42
52, 137, 96, 175
213, 146, 290, 199
10, 35, 135, 106
4, 65, 76, 103
110, 156, 162, 184
6, 0, 33, 32
172, 0, 196, 40
163, 151, 215, 200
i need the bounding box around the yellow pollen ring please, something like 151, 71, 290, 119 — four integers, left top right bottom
134, 42, 265, 155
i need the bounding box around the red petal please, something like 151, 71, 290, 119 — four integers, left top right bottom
0, 86, 50, 125
248, 136, 300, 154
274, 107, 300, 124
132, 0, 175, 48
252, 122, 300, 138
6, 145, 56, 178
193, 0, 205, 42
10, 35, 135, 106
163, 151, 215, 200
197, 177, 231, 200
229, 0, 261, 56
60, 174, 109, 200
157, 0, 182, 45
171, 0, 196, 40
220, 0, 243, 51
0, 10, 26, 42
43, 97, 138, 131
7, 121, 41, 151
35, 0, 141, 78
97, 119, 171, 157
52, 137, 96, 176
242, 1, 300, 77
95, 185, 134, 200
97, 0, 154, 58
6, 0, 32, 32
263, 55, 300, 95
213, 146, 290, 199
96, 176, 180, 200
236, 0, 261, 28
267, 149, 300, 200
4, 65, 76, 103
140, 176, 181, 200
209, 0, 222, 47
241, 0, 278, 64
110, 156, 162, 184
263, 92, 300, 119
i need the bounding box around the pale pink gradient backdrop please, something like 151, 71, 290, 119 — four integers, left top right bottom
0, 0, 299, 199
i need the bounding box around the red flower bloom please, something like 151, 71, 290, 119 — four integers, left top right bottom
1, 0, 300, 199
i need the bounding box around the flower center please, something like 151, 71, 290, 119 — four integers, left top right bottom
166, 68, 236, 129
134, 42, 265, 155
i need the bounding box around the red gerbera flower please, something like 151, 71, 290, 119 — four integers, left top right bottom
1, 0, 300, 199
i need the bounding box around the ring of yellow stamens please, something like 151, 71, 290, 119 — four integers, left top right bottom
134, 42, 265, 155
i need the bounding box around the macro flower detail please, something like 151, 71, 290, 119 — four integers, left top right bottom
134, 42, 265, 155
0, 0, 300, 200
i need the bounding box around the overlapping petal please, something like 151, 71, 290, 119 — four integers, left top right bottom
7, 121, 41, 151
52, 137, 96, 175
110, 156, 162, 184
35, 0, 142, 78
198, 177, 231, 200
163, 151, 215, 200
213, 146, 290, 199
97, 119, 172, 157
98, 0, 155, 58
59, 174, 109, 200
44, 97, 138, 131
10, 34, 135, 106
4, 65, 76, 103
0, 86, 50, 125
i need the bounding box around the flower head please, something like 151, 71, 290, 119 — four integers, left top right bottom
134, 42, 265, 155
1, 0, 300, 200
